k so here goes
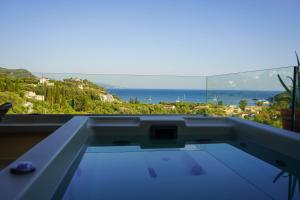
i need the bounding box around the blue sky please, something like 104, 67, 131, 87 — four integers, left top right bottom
0, 0, 299, 76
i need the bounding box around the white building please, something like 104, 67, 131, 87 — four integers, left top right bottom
39, 78, 49, 84
25, 91, 36, 98
24, 91, 45, 101
35, 95, 45, 101
47, 82, 54, 86
99, 94, 114, 102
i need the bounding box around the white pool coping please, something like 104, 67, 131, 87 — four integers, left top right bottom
0, 116, 299, 199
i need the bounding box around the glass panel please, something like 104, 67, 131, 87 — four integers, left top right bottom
206, 66, 295, 129
1, 66, 298, 131
38, 73, 207, 114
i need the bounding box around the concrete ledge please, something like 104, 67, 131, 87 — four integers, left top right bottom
229, 117, 300, 160
0, 116, 89, 200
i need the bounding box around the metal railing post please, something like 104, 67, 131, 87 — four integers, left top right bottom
291, 66, 298, 131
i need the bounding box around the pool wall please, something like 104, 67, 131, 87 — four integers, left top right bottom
0, 116, 300, 199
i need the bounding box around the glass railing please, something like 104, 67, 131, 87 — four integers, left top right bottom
1, 66, 299, 131
206, 66, 295, 129
30, 73, 207, 115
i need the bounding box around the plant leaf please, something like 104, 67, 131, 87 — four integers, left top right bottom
297, 178, 300, 194
277, 74, 292, 96
287, 76, 294, 83
273, 170, 286, 183
296, 51, 300, 67
291, 175, 297, 199
289, 175, 293, 200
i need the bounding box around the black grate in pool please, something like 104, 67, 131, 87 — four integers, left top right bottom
112, 140, 132, 146
195, 139, 213, 143
150, 125, 178, 140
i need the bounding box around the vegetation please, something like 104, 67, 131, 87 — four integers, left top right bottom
239, 99, 247, 111
0, 67, 35, 78
0, 67, 290, 128
277, 52, 300, 109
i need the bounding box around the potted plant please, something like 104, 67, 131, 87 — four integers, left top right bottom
277, 52, 300, 132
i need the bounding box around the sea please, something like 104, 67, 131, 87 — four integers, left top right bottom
107, 89, 281, 105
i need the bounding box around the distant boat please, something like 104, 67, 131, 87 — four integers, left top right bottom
212, 96, 218, 102
176, 96, 180, 103
252, 96, 258, 101
147, 97, 152, 103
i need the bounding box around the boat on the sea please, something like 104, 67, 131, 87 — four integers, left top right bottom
212, 96, 218, 102
147, 97, 152, 103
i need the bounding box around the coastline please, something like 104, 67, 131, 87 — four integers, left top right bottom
107, 88, 280, 105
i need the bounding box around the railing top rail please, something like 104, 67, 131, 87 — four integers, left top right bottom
205, 66, 295, 78
32, 66, 295, 78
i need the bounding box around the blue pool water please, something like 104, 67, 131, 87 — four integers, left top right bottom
61, 144, 300, 200
108, 89, 281, 105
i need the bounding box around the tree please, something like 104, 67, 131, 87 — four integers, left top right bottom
239, 99, 247, 111
129, 97, 140, 104
256, 101, 263, 106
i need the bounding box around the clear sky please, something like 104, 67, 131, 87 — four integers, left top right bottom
0, 0, 299, 76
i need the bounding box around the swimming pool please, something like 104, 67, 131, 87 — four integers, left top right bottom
0, 116, 299, 200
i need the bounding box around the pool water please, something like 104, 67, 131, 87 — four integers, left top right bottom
59, 143, 300, 200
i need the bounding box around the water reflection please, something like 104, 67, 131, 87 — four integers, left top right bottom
273, 170, 300, 200
59, 143, 300, 200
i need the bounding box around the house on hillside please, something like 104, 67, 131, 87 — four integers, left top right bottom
162, 105, 176, 110
39, 77, 49, 84
24, 91, 45, 101
99, 94, 114, 102
39, 77, 54, 86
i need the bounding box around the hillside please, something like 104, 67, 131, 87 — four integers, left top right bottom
0, 67, 116, 114
0, 67, 35, 78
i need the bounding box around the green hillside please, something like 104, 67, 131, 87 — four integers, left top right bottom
0, 67, 35, 78
0, 67, 113, 114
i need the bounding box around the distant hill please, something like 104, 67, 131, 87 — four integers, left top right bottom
0, 67, 35, 78
96, 82, 121, 89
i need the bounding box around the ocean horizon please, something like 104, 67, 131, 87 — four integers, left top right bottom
107, 88, 282, 105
